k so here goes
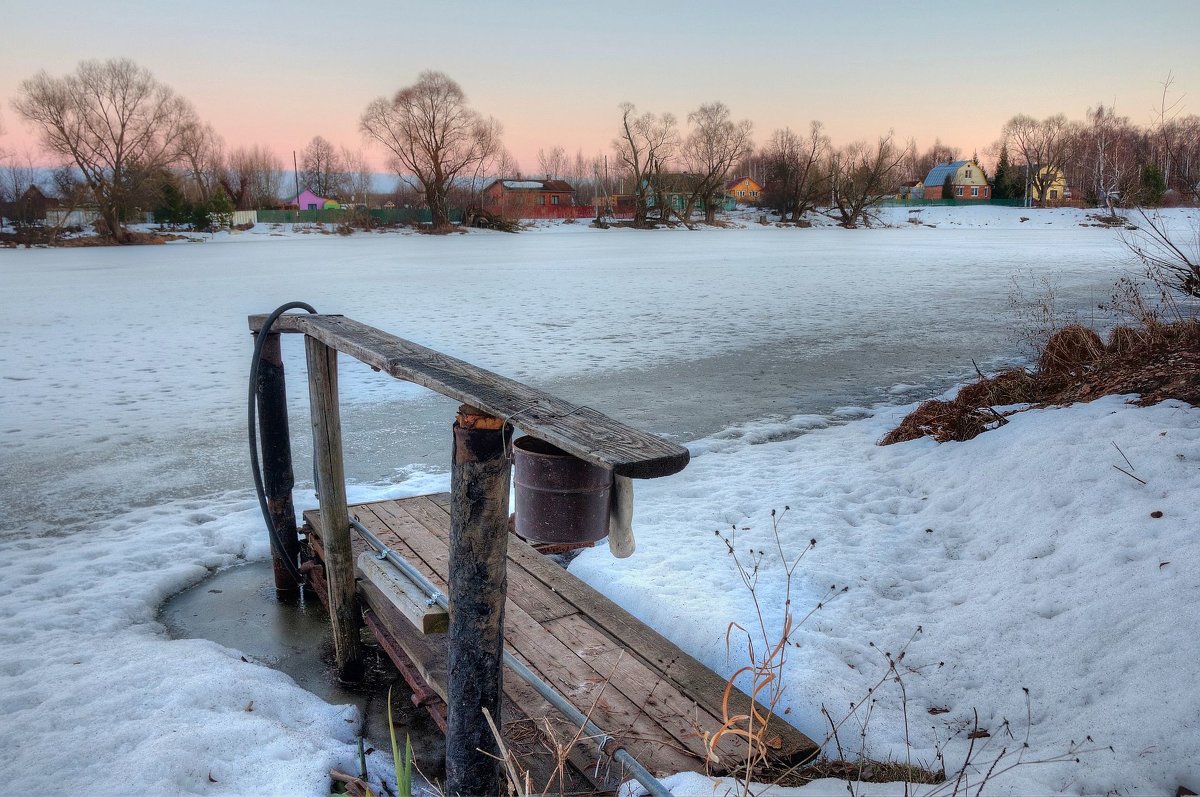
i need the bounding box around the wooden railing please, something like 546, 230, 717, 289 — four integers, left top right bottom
249, 311, 689, 796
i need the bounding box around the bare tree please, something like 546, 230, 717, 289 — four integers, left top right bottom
1079, 104, 1140, 216
221, 145, 283, 210
0, 112, 8, 181
762, 122, 830, 223
360, 71, 504, 229
178, 121, 224, 204
1003, 114, 1074, 205
678, 102, 753, 225
829, 132, 909, 228
1124, 210, 1200, 297
612, 102, 677, 226
339, 147, 376, 205
907, 138, 962, 182
1, 150, 39, 226
459, 116, 516, 206
12, 58, 199, 242
299, 135, 346, 198
537, 146, 568, 180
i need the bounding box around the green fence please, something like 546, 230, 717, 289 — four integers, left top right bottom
256, 207, 463, 225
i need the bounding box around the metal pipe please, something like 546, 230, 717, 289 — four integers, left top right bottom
349, 516, 674, 797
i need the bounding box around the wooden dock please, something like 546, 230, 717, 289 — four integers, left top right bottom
251, 309, 817, 793
302, 493, 818, 792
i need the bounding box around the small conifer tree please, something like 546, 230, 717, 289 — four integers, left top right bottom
993, 145, 1013, 200
1139, 163, 1166, 206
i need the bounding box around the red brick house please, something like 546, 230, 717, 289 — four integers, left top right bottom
482, 179, 577, 218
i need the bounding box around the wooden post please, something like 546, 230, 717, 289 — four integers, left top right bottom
305, 335, 363, 683
446, 406, 510, 797
254, 331, 302, 602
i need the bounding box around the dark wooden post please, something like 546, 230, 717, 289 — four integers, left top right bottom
305, 335, 364, 683
446, 406, 510, 797
254, 331, 302, 602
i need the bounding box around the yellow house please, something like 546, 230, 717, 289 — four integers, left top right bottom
1025, 165, 1068, 206
726, 176, 763, 203
922, 160, 991, 200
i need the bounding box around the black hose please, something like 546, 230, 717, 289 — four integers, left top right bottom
249, 301, 318, 588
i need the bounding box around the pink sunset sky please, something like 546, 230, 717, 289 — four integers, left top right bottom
2, 0, 1197, 176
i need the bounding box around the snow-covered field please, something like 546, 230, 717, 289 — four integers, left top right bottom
0, 207, 1197, 795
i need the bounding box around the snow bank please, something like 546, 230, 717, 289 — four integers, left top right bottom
0, 493, 360, 795
577, 396, 1200, 796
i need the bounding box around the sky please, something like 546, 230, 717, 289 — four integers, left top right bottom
2, 0, 1198, 176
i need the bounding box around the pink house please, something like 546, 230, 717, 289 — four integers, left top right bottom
287, 190, 329, 210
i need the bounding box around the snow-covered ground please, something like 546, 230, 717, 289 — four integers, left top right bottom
0, 207, 1196, 795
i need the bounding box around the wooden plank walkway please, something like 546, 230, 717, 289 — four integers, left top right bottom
303, 494, 818, 793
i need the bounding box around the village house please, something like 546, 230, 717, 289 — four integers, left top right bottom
922, 160, 991, 200
726, 176, 763, 203
284, 190, 336, 210
1021, 164, 1069, 206
482, 179, 576, 217
1, 185, 61, 225
897, 180, 924, 201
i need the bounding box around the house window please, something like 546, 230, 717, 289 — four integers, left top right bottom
538, 195, 546, 205
1050, 189, 1058, 199
955, 186, 964, 197
738, 190, 745, 197
551, 195, 560, 205
965, 169, 973, 178
971, 186, 979, 197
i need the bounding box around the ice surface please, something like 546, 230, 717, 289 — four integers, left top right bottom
1, 207, 1196, 794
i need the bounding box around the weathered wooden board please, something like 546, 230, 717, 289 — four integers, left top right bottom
421, 493, 819, 763
356, 552, 448, 635
304, 495, 820, 779
248, 313, 689, 479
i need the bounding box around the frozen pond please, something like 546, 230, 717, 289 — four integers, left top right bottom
0, 214, 1165, 795
1, 221, 1129, 539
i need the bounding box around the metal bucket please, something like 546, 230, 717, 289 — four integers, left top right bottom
512, 436, 611, 544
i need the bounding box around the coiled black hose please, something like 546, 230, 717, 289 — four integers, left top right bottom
248, 301, 317, 587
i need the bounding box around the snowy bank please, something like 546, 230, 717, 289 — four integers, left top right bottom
575, 396, 1200, 796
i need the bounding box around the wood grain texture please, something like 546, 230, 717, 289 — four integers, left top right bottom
248, 313, 689, 479
425, 493, 819, 763
357, 553, 448, 635
446, 415, 510, 797
305, 336, 363, 680
305, 495, 819, 777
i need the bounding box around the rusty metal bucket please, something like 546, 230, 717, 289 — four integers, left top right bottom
512, 436, 611, 544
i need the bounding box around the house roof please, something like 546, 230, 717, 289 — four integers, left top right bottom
923, 161, 972, 187
725, 176, 760, 190
491, 179, 575, 193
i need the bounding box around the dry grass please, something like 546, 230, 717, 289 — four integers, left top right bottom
1036, 324, 1105, 376
883, 318, 1200, 445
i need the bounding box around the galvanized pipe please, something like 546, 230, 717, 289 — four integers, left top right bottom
349, 516, 674, 797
